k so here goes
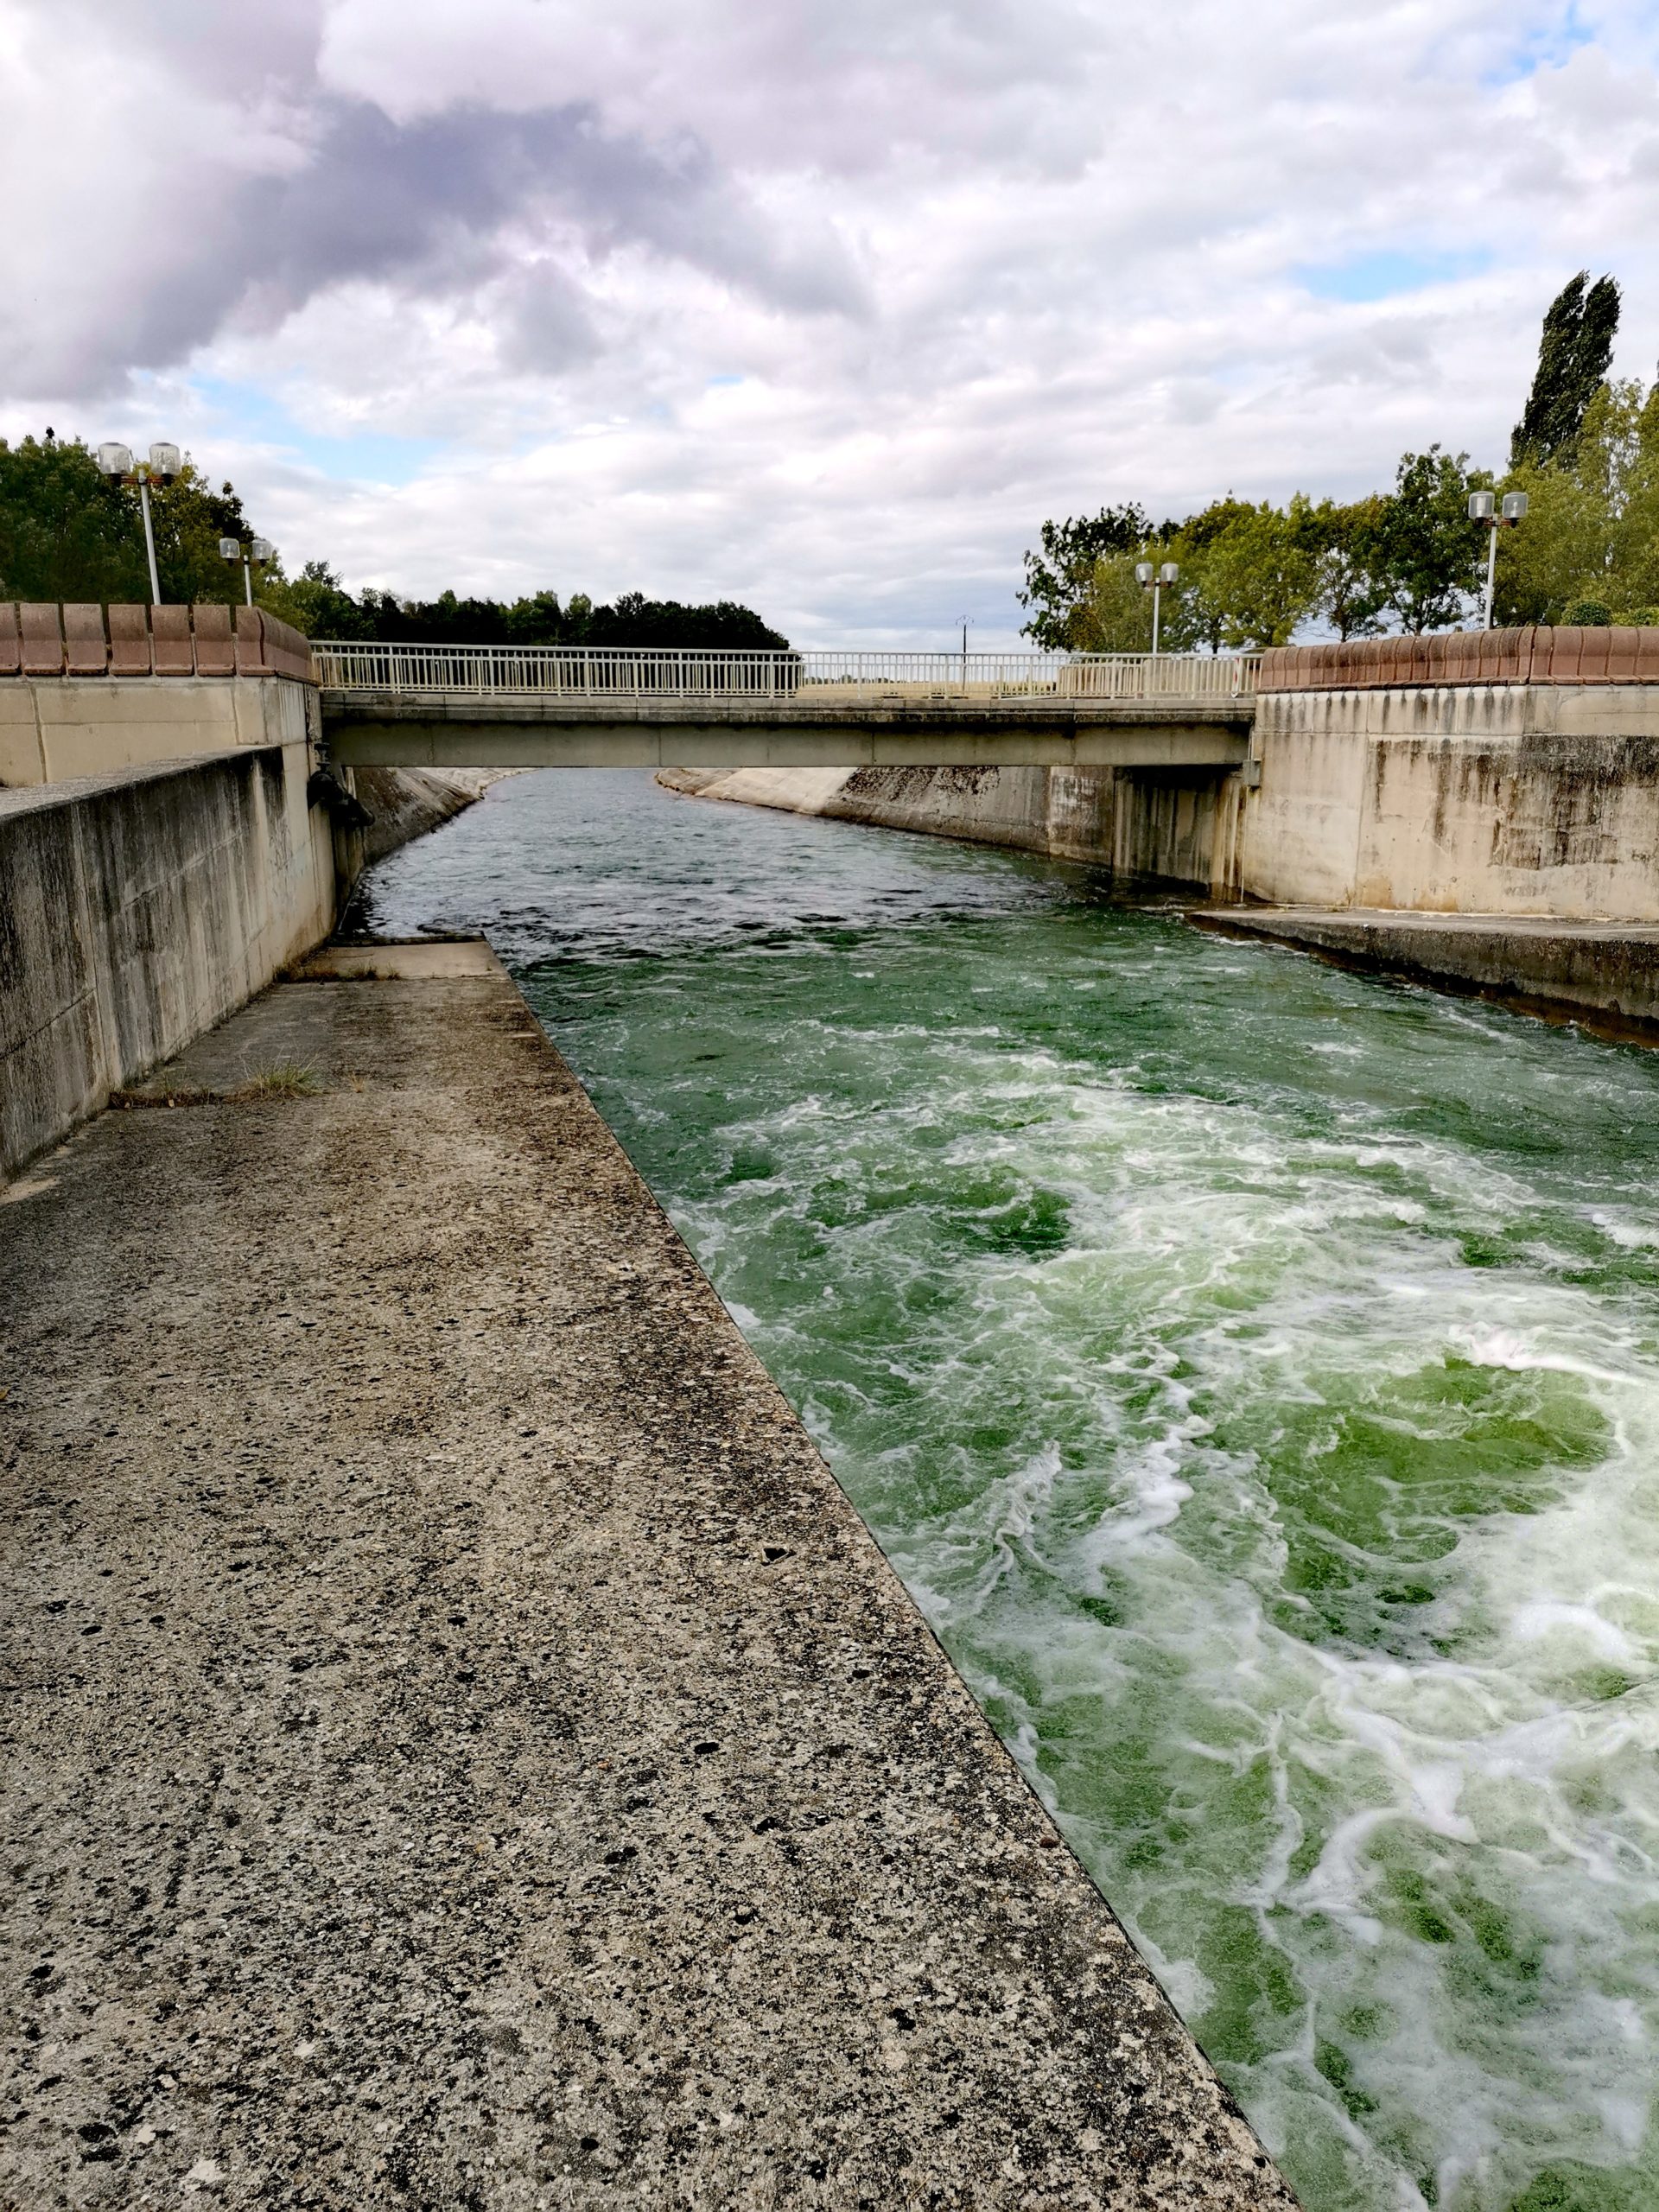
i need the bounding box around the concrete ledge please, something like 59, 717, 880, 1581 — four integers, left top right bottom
1189, 905, 1659, 1036
0, 674, 317, 787
0, 952, 1293, 2208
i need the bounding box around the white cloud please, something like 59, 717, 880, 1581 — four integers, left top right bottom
3, 0, 1659, 640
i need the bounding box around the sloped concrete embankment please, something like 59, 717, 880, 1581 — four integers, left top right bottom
0, 940, 1295, 2209
349, 764, 507, 864
658, 764, 1234, 894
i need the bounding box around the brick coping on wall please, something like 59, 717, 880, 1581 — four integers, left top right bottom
1258, 625, 1659, 692
0, 602, 315, 683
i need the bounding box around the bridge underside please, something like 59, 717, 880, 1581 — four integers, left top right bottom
321, 694, 1254, 772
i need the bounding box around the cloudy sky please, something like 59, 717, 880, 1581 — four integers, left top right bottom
4, 0, 1658, 642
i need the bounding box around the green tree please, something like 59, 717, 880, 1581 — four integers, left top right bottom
0, 432, 147, 601
147, 465, 270, 606
1309, 497, 1389, 639
1065, 552, 1156, 652
1181, 496, 1322, 649
1600, 381, 1659, 614
1492, 380, 1659, 623
1019, 505, 1152, 648
0, 429, 286, 607
1511, 271, 1621, 467
1165, 498, 1259, 652
261, 560, 377, 639
1491, 450, 1611, 624
580, 592, 789, 648
504, 589, 568, 644
1367, 447, 1486, 633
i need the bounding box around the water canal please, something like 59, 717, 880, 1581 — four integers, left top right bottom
360, 768, 1659, 2212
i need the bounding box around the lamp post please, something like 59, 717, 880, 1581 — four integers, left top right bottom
1135, 560, 1180, 656
219, 536, 273, 607
1468, 491, 1529, 631
96, 441, 181, 605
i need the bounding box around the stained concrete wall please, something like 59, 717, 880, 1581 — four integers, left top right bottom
1240, 685, 1659, 918
0, 744, 338, 1179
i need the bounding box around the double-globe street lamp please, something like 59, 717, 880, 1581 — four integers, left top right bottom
1135, 560, 1180, 656
1468, 491, 1529, 632
95, 441, 181, 606
220, 536, 274, 607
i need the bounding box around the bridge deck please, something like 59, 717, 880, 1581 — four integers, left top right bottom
323, 691, 1255, 771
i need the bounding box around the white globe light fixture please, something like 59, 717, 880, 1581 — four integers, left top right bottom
1469, 489, 1529, 631
1135, 558, 1181, 657
95, 437, 181, 603
219, 532, 276, 607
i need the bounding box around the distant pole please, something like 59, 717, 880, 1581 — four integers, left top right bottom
242, 552, 253, 607
961, 618, 969, 689
137, 480, 162, 606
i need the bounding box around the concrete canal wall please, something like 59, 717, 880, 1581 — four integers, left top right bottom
0, 743, 336, 1179
0, 747, 495, 1179
664, 678, 1659, 919
660, 762, 1243, 896
665, 632, 1659, 1027
1241, 683, 1659, 919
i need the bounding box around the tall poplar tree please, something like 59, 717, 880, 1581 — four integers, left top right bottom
1510, 272, 1622, 467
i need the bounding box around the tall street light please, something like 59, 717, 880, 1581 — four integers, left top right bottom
1135, 560, 1180, 656
96, 441, 181, 605
220, 536, 274, 607
1468, 491, 1529, 631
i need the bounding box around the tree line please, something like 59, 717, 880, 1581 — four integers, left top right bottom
0, 432, 788, 650
1022, 271, 1656, 652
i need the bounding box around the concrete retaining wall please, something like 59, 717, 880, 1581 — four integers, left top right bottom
0, 744, 338, 1178
1, 603, 321, 788
1241, 685, 1659, 918
1258, 622, 1659, 691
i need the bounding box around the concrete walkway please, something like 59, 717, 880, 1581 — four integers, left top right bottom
1, 944, 1294, 2210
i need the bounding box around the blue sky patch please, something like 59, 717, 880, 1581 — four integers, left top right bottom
1293, 247, 1495, 303
188, 378, 442, 486
1484, 3, 1596, 87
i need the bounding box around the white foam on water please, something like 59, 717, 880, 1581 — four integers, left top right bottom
385, 785, 1659, 2212
787, 1046, 1659, 2209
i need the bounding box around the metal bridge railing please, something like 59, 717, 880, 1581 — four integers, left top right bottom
313, 644, 1260, 703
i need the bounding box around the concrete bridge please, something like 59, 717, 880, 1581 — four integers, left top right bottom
314, 643, 1259, 772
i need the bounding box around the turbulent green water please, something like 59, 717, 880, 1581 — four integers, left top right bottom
363, 769, 1659, 2212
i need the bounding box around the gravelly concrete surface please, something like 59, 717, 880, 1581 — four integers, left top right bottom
0, 944, 1294, 2211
